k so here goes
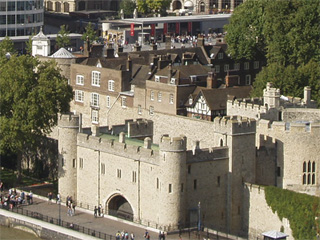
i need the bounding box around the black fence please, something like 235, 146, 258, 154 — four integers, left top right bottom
2, 205, 115, 240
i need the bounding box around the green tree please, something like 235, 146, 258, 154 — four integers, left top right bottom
56, 25, 71, 49
225, 0, 320, 102
81, 22, 98, 43
0, 52, 73, 180
0, 36, 16, 58
25, 35, 34, 55
137, 0, 149, 15
146, 0, 170, 13
119, 0, 136, 17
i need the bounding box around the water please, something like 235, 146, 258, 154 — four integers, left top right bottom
0, 225, 42, 240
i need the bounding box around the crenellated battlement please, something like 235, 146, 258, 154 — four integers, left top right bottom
214, 116, 256, 135
77, 133, 158, 161
159, 134, 187, 152
127, 119, 153, 138
187, 147, 229, 163
227, 99, 266, 120
58, 113, 80, 128
258, 119, 320, 134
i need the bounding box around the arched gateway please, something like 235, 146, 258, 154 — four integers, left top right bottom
106, 194, 134, 221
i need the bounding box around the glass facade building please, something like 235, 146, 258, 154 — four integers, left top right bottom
0, 0, 44, 37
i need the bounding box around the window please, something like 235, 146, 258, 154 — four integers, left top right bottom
121, 97, 127, 108
169, 94, 174, 104
181, 183, 184, 192
189, 97, 193, 105
234, 63, 240, 71
217, 176, 220, 187
106, 96, 110, 108
277, 167, 281, 177
117, 169, 122, 178
245, 75, 251, 85
91, 71, 101, 86
169, 184, 172, 193
158, 92, 162, 102
132, 171, 137, 182
79, 158, 83, 169
76, 75, 84, 85
194, 179, 197, 190
150, 91, 154, 101
75, 90, 84, 102
218, 52, 223, 59
224, 64, 229, 72
101, 163, 105, 175
91, 110, 99, 123
303, 161, 316, 185
73, 159, 76, 168
170, 78, 176, 84
188, 165, 191, 174
138, 105, 142, 115
254, 61, 259, 69
215, 65, 220, 73
155, 76, 160, 82
157, 178, 159, 189
244, 62, 250, 70
91, 93, 99, 107
149, 106, 154, 115
108, 80, 115, 92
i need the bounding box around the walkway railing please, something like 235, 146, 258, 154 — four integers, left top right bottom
1, 205, 114, 240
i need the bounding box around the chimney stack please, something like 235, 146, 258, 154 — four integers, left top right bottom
304, 86, 311, 106
106, 42, 115, 58
207, 72, 217, 88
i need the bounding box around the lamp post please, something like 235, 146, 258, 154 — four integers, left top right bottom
198, 201, 201, 231
58, 194, 61, 226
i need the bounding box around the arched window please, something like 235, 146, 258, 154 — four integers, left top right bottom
200, 2, 205, 12
220, 139, 223, 147
312, 174, 315, 185
312, 161, 316, 172
303, 174, 306, 185
307, 174, 311, 185
308, 161, 311, 172
303, 162, 306, 172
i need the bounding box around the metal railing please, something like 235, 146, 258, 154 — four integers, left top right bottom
1, 205, 114, 240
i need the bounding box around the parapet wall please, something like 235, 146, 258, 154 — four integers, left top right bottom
187, 147, 228, 163
77, 133, 158, 163
227, 99, 266, 120
127, 119, 153, 138
213, 116, 256, 135
159, 135, 187, 152
283, 108, 320, 123
58, 113, 79, 128
259, 119, 320, 134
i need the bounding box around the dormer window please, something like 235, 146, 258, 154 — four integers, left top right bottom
218, 52, 223, 59
170, 78, 176, 84
96, 62, 102, 68
189, 97, 193, 105
190, 75, 197, 82
155, 76, 160, 82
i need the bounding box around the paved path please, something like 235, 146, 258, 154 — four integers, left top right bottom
15, 195, 208, 240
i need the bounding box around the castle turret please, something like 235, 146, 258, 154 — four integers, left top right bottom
58, 113, 80, 201
263, 82, 280, 109
158, 135, 187, 227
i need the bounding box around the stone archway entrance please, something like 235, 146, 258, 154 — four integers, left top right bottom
107, 194, 134, 221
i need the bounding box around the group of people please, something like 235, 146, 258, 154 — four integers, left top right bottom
93, 204, 104, 217
66, 195, 76, 216
0, 188, 33, 209
115, 230, 135, 240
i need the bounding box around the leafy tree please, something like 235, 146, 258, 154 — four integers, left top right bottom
225, 0, 320, 103
25, 35, 33, 55
56, 25, 71, 49
0, 51, 73, 180
119, 0, 136, 17
137, 0, 149, 15
0, 36, 16, 58
137, 0, 169, 15
81, 22, 98, 43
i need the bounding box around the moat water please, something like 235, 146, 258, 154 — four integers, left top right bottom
0, 225, 43, 239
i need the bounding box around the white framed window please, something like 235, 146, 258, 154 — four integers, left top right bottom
218, 52, 223, 59
170, 78, 176, 84
149, 106, 154, 115
91, 93, 99, 107
108, 80, 115, 92
158, 92, 162, 102
138, 105, 142, 115
254, 61, 259, 69
106, 96, 110, 108
75, 90, 84, 102
224, 64, 229, 72
244, 62, 250, 70
215, 65, 220, 73
155, 76, 160, 82
245, 75, 251, 85
91, 110, 99, 123
234, 63, 240, 71
76, 75, 84, 85
189, 97, 193, 105
91, 71, 101, 86
169, 94, 174, 104
121, 97, 127, 108
150, 91, 154, 101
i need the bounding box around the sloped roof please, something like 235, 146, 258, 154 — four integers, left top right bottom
155, 64, 210, 79
262, 230, 288, 239
189, 85, 252, 111
51, 48, 75, 59
32, 27, 49, 41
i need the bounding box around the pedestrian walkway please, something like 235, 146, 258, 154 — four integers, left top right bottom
15, 194, 206, 240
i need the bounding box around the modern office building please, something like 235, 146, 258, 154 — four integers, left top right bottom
0, 0, 44, 37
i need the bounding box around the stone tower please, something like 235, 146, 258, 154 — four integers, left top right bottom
58, 113, 80, 200
158, 135, 187, 227
214, 116, 256, 234
263, 82, 280, 109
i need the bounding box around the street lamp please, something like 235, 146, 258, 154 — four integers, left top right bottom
198, 202, 201, 231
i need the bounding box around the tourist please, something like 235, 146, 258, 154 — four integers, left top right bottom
48, 192, 53, 204
116, 231, 121, 240
29, 191, 33, 204
94, 206, 98, 217
130, 232, 135, 240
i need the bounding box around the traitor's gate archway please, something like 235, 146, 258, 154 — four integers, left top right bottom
106, 194, 134, 221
